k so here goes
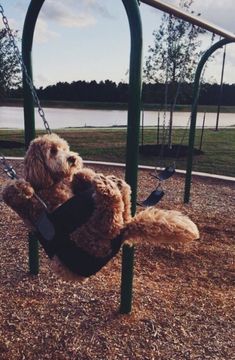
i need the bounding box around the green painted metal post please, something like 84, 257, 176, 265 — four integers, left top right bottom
215, 46, 226, 131
184, 38, 233, 203
120, 243, 135, 314
120, 0, 143, 314
22, 0, 45, 148
22, 0, 45, 274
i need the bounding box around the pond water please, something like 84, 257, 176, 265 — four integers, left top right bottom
0, 106, 235, 129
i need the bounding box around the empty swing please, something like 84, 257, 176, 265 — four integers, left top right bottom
137, 21, 200, 208
138, 110, 176, 207
151, 32, 217, 188
138, 102, 174, 206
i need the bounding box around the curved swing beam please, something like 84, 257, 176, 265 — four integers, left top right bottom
22, 0, 142, 314
22, 0, 142, 214
184, 38, 235, 203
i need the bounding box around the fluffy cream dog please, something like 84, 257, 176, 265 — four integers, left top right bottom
3, 133, 199, 280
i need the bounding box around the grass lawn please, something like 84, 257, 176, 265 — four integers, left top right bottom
0, 127, 235, 177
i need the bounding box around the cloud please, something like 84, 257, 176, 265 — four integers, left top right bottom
81, 0, 114, 19
5, 4, 59, 44
34, 19, 59, 44
40, 2, 94, 28
14, 0, 114, 29
8, 0, 115, 46
39, 0, 113, 29
34, 73, 50, 88
190, 0, 235, 33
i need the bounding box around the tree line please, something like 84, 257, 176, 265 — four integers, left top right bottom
7, 80, 235, 106
1, 0, 235, 108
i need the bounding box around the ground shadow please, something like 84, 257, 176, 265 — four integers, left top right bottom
139, 144, 203, 158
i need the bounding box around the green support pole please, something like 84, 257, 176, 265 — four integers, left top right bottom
215, 46, 226, 131
22, 0, 45, 274
120, 243, 135, 314
122, 0, 143, 214
22, 0, 45, 148
28, 232, 39, 275
120, 0, 143, 314
184, 38, 233, 203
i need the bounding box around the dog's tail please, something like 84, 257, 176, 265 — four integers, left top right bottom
122, 208, 199, 246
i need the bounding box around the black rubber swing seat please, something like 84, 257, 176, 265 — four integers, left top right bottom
34, 188, 124, 277
35, 188, 95, 243
137, 188, 165, 207
152, 164, 176, 181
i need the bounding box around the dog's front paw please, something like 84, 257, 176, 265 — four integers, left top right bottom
15, 180, 34, 199
92, 174, 120, 198
72, 168, 96, 192
3, 179, 34, 204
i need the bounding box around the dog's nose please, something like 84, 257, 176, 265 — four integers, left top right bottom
67, 156, 76, 165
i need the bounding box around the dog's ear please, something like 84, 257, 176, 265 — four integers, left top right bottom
24, 141, 54, 189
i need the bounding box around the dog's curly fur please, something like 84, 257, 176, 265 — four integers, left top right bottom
2, 133, 199, 280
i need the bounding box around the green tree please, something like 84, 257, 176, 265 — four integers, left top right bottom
144, 0, 205, 147
0, 29, 21, 97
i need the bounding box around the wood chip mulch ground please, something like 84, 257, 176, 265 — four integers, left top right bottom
0, 161, 234, 360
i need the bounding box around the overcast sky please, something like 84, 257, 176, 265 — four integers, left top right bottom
1, 0, 235, 87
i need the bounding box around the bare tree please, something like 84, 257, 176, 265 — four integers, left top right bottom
144, 0, 205, 148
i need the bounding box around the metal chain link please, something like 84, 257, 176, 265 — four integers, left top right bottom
159, 15, 172, 160
0, 154, 18, 179
0, 4, 51, 134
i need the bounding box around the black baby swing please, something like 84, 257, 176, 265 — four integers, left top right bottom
0, 4, 124, 277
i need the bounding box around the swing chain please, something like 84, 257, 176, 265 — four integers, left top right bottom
0, 5, 51, 134
0, 154, 18, 180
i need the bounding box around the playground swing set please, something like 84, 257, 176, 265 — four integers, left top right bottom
1, 0, 235, 314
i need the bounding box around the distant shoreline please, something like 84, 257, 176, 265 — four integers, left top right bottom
1, 98, 235, 113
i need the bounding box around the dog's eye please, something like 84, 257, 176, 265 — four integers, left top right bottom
50, 146, 58, 156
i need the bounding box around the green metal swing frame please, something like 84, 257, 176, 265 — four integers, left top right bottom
22, 0, 235, 314
22, 0, 142, 314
